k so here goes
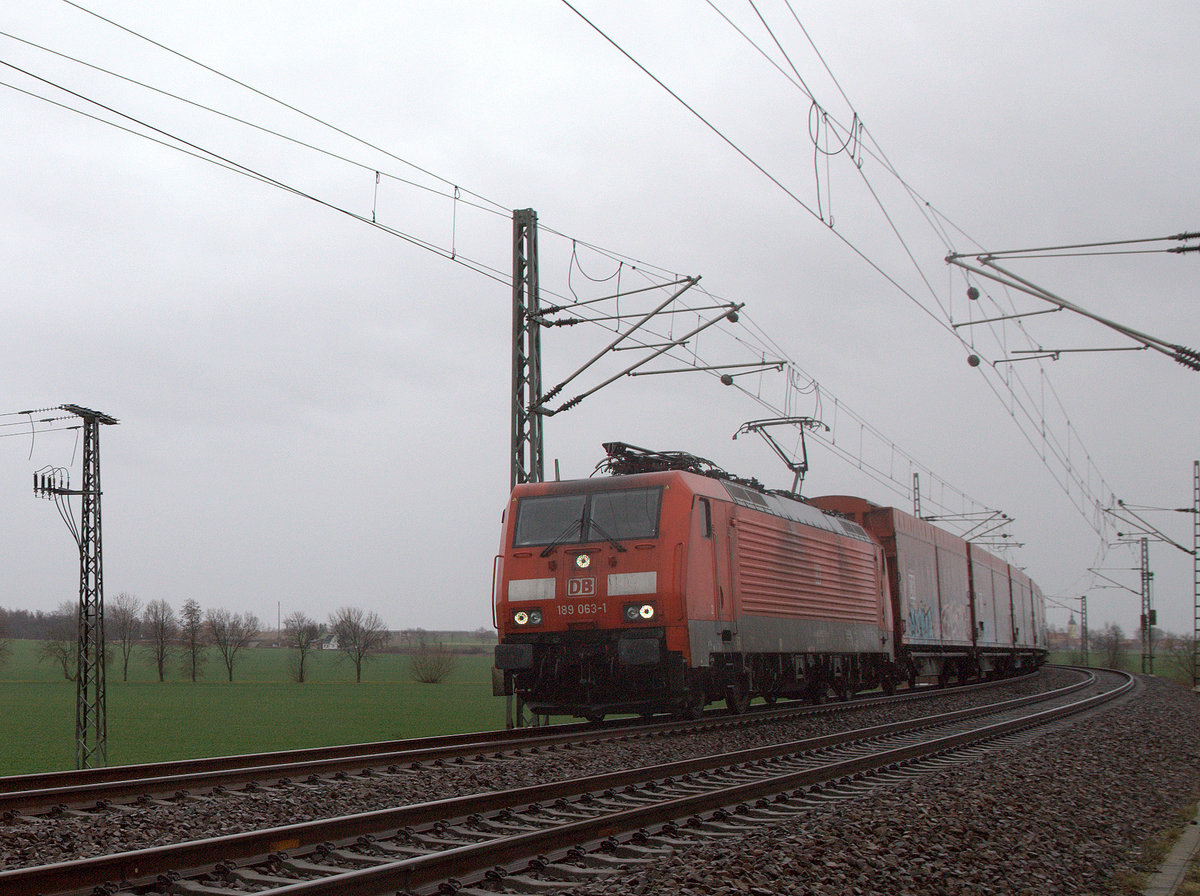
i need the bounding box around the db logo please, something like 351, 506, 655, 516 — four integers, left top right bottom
567, 577, 596, 597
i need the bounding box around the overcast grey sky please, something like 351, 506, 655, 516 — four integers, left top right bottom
2, 1, 1197, 638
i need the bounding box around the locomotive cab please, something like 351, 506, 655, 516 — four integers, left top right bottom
493, 473, 698, 720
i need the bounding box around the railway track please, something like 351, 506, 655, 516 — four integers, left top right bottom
0, 667, 1129, 896
0, 670, 1029, 818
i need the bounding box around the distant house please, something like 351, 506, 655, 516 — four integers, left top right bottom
1047, 625, 1075, 651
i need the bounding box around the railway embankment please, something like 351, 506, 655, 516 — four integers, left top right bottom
553, 675, 1200, 896
0, 670, 1191, 894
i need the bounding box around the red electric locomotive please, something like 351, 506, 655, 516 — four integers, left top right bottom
492, 444, 894, 720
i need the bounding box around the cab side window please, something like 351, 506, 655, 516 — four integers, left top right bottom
698, 498, 713, 538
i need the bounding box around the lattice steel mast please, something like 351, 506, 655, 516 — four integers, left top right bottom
33, 404, 118, 768
1139, 537, 1154, 674
506, 210, 542, 730
511, 208, 543, 490
1079, 595, 1089, 667
1194, 460, 1199, 688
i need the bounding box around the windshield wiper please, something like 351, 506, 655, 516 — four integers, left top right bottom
539, 518, 584, 558
586, 519, 629, 553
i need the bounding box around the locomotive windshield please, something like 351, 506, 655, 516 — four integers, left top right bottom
513, 487, 662, 547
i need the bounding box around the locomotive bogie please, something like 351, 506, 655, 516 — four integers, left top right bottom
495, 628, 690, 717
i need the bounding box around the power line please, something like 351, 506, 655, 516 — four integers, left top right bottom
6, 5, 1036, 538
0, 425, 81, 438
0, 58, 514, 287
558, 0, 967, 346
56, 0, 510, 219
965, 232, 1200, 259
0, 28, 511, 225
679, 3, 1135, 542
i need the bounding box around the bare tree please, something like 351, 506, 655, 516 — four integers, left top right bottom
0, 610, 11, 671
38, 601, 78, 681
409, 640, 457, 684
179, 598, 207, 682
1162, 633, 1199, 685
328, 606, 388, 683
1092, 622, 1126, 670
108, 591, 142, 682
206, 608, 260, 682
142, 600, 177, 682
283, 611, 325, 683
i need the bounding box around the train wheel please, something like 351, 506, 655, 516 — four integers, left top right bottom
678, 674, 708, 720
679, 689, 705, 720
806, 671, 829, 705
881, 675, 896, 696
585, 711, 605, 724
832, 677, 851, 702
724, 683, 750, 715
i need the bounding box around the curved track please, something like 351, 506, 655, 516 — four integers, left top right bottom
0, 667, 1129, 896
0, 672, 1027, 818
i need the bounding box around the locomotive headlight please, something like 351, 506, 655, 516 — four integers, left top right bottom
623, 602, 655, 622
512, 609, 543, 627
575, 553, 591, 569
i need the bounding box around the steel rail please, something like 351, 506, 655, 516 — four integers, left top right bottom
358, 670, 1134, 896
0, 725, 583, 795
0, 668, 1104, 896
0, 669, 1039, 815
0, 709, 790, 815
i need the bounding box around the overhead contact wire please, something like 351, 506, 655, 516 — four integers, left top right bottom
58, 0, 510, 218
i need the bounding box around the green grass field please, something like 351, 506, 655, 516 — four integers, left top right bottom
1048, 648, 1197, 687
4, 641, 1194, 776
0, 640, 507, 775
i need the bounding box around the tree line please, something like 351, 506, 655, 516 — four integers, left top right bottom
1084, 621, 1198, 682
0, 596, 391, 683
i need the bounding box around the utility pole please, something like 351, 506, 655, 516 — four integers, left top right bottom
33, 404, 118, 768
1107, 483, 1198, 678
511, 208, 543, 491
1079, 595, 1089, 667
507, 209, 541, 730
1139, 537, 1155, 674
1193, 460, 1199, 688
